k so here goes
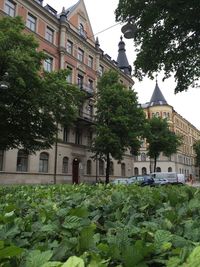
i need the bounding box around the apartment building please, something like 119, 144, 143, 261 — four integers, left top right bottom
134, 82, 200, 180
0, 0, 135, 184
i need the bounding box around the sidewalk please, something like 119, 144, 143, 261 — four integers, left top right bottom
186, 181, 200, 187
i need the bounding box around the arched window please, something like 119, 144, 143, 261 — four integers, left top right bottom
142, 167, 147, 175
141, 153, 146, 161
109, 161, 114, 175
87, 160, 92, 175
168, 167, 172, 172
99, 159, 104, 175
156, 167, 161, 172
39, 152, 49, 173
0, 150, 4, 171
121, 163, 126, 177
17, 150, 28, 172
62, 157, 68, 173
134, 167, 139, 176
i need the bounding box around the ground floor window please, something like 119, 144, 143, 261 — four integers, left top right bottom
62, 157, 68, 173
87, 160, 92, 175
39, 152, 49, 173
16, 150, 28, 172
121, 163, 126, 177
134, 167, 139, 176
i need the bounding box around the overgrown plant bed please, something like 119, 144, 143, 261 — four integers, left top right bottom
1, 184, 200, 267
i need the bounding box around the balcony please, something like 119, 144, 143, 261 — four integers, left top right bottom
78, 83, 94, 96
78, 29, 87, 40
78, 110, 94, 125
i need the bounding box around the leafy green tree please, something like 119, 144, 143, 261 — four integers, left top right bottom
193, 140, 200, 175
115, 0, 200, 93
145, 117, 182, 172
0, 16, 83, 152
92, 70, 146, 183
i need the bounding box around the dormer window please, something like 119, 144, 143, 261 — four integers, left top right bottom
79, 23, 86, 39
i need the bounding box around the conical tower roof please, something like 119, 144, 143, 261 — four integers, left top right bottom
117, 36, 132, 75
149, 81, 168, 106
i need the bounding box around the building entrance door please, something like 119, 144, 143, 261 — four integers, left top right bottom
72, 158, 79, 184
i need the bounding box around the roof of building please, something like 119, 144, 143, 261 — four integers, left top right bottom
148, 80, 168, 106
117, 36, 132, 75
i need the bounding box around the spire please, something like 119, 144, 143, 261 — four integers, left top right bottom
95, 37, 100, 50
117, 36, 132, 75
149, 80, 168, 106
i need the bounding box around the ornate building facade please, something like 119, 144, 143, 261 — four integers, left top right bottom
0, 0, 199, 184
0, 0, 135, 184
134, 82, 200, 180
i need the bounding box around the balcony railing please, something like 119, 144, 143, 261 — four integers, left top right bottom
78, 83, 94, 95
79, 110, 94, 122
78, 29, 87, 39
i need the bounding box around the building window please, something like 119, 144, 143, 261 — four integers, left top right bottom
75, 129, 82, 145
0, 150, 4, 171
16, 150, 28, 172
168, 167, 172, 172
99, 65, 104, 76
62, 157, 68, 173
26, 13, 37, 32
99, 159, 104, 176
46, 26, 54, 43
77, 74, 84, 88
142, 167, 147, 175
88, 79, 93, 90
121, 163, 126, 177
5, 0, 16, 17
87, 160, 92, 175
134, 167, 139, 176
66, 40, 73, 54
156, 167, 161, 172
44, 57, 53, 72
141, 153, 146, 161
88, 104, 93, 118
156, 112, 160, 117
79, 23, 86, 38
109, 161, 114, 175
66, 66, 72, 83
63, 127, 68, 142
77, 48, 84, 62
87, 131, 92, 147
39, 152, 49, 172
88, 56, 93, 68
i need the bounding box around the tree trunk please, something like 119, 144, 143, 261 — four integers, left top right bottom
153, 155, 157, 173
105, 153, 110, 184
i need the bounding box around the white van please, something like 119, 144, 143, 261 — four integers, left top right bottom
150, 172, 183, 184
177, 174, 186, 184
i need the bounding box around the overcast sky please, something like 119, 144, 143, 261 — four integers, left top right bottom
43, 0, 200, 130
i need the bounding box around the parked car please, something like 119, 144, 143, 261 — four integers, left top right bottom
111, 178, 130, 185
127, 175, 155, 186
150, 172, 186, 185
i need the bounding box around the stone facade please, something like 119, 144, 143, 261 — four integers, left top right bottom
134, 83, 200, 180
0, 0, 134, 184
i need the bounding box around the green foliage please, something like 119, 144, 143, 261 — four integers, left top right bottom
193, 140, 200, 167
0, 184, 200, 266
0, 16, 83, 152
115, 0, 200, 93
145, 117, 182, 171
92, 70, 146, 182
